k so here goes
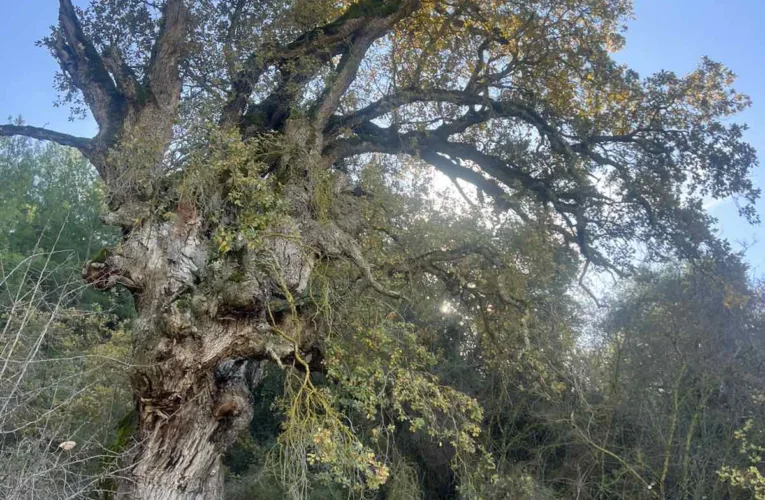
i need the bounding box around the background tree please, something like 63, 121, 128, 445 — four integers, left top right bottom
0, 125, 131, 315
528, 259, 765, 500
0, 136, 132, 499
0, 0, 759, 498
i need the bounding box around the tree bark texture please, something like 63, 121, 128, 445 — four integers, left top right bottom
89, 169, 341, 498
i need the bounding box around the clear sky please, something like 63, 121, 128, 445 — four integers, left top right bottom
1, 0, 764, 273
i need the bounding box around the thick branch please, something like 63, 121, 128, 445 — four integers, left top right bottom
312, 36, 382, 131
326, 88, 482, 135
328, 87, 576, 159
145, 0, 189, 110
419, 150, 512, 210
0, 124, 93, 153
102, 46, 142, 101
325, 122, 616, 268
312, 0, 420, 130
222, 0, 419, 128
329, 121, 557, 206
54, 0, 125, 131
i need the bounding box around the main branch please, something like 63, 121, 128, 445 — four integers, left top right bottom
0, 124, 92, 151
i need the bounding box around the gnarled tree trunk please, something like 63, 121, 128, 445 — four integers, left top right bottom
86, 214, 294, 498
0, 0, 406, 488
87, 162, 332, 498
82, 115, 371, 498
117, 360, 258, 499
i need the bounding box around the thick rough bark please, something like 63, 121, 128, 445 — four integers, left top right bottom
87, 216, 303, 497
82, 131, 365, 498
0, 0, 756, 497
117, 361, 262, 500
86, 222, 302, 498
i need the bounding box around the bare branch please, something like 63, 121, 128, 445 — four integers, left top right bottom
577, 261, 605, 308
312, 0, 420, 130
448, 176, 478, 209
54, 0, 125, 131
0, 124, 92, 153
222, 0, 420, 128
145, 0, 189, 111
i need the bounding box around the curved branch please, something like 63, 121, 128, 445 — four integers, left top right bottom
328, 121, 559, 206
328, 87, 582, 159
326, 88, 485, 135
324, 121, 618, 269
312, 36, 381, 131
419, 150, 511, 210
312, 0, 420, 130
0, 124, 92, 152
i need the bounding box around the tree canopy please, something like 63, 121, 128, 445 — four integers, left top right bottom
3, 0, 758, 268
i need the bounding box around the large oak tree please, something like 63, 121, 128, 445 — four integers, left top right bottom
0, 0, 758, 498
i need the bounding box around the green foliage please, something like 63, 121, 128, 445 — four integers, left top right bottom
4, 134, 760, 500
545, 259, 765, 500
0, 135, 133, 498
273, 368, 391, 498
326, 320, 483, 449
0, 129, 128, 315
718, 418, 765, 499
180, 128, 286, 253
5, 0, 763, 496
222, 160, 582, 499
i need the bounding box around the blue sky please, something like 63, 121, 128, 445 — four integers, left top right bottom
613, 0, 765, 274
1, 0, 764, 273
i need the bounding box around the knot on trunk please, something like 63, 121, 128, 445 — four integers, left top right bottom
212, 401, 240, 420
